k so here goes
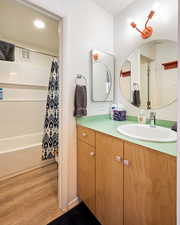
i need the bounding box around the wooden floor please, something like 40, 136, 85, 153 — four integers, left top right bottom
0, 163, 63, 225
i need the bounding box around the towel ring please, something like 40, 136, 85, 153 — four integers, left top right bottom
75, 74, 87, 85
133, 82, 139, 90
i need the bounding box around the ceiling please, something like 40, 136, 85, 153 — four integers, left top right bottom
92, 0, 137, 15
0, 0, 59, 56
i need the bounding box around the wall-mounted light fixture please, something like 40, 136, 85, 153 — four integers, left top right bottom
92, 50, 101, 61
33, 19, 45, 29
130, 2, 160, 39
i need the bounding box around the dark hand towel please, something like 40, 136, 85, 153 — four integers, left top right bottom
132, 90, 141, 107
0, 40, 15, 61
171, 122, 177, 132
74, 85, 87, 117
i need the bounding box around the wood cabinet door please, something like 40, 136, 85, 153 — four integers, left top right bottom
124, 142, 176, 225
96, 133, 124, 225
77, 140, 96, 214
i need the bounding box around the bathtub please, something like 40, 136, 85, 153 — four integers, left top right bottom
0, 133, 55, 180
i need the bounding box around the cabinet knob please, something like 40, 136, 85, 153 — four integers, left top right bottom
82, 132, 87, 137
115, 156, 122, 162
90, 152, 95, 157
123, 160, 129, 166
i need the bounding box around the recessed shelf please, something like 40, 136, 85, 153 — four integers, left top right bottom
0, 99, 46, 102
162, 61, 178, 70
0, 82, 47, 90
120, 70, 131, 77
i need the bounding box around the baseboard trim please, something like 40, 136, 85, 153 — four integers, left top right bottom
67, 197, 80, 211
0, 160, 55, 181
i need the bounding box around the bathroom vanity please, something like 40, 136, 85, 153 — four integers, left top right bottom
77, 116, 176, 225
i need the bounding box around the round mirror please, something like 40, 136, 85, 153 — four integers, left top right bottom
120, 40, 178, 110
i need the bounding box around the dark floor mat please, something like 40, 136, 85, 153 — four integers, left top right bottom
47, 202, 101, 225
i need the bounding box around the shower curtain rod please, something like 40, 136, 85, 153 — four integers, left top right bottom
15, 45, 58, 58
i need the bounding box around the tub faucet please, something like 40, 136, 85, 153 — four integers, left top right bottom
149, 112, 156, 128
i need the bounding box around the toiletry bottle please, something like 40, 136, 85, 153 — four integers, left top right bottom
110, 104, 117, 120
113, 104, 127, 121
138, 110, 146, 124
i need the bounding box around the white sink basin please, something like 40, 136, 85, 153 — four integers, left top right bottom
117, 124, 177, 143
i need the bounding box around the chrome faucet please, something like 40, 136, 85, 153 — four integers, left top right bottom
149, 112, 156, 127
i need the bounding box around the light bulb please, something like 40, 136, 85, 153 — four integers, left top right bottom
93, 50, 101, 61
33, 19, 45, 29
93, 50, 101, 55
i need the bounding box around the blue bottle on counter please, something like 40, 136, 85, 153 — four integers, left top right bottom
110, 104, 117, 120
113, 104, 127, 121
0, 88, 3, 100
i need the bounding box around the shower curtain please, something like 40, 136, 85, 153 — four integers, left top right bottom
42, 60, 59, 160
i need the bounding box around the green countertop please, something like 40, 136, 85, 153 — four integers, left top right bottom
77, 115, 177, 157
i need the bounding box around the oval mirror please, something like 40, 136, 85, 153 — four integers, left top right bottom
120, 40, 178, 110
91, 50, 114, 102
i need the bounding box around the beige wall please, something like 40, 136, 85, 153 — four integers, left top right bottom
0, 0, 59, 56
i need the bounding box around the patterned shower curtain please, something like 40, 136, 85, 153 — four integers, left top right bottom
42, 60, 59, 160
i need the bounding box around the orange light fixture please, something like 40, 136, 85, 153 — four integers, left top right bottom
130, 10, 156, 39
92, 50, 101, 61
93, 53, 99, 61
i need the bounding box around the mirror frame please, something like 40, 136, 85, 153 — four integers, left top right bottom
119, 39, 178, 110
91, 50, 115, 102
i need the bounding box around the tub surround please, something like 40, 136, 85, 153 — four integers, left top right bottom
0, 132, 56, 180
0, 145, 55, 181
77, 114, 176, 157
